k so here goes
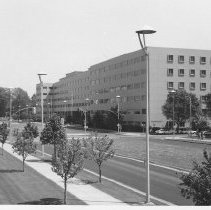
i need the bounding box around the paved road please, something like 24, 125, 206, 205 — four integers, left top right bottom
40, 143, 193, 205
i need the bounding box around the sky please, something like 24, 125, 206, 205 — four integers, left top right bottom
0, 0, 211, 97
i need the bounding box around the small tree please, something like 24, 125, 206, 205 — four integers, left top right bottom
12, 124, 37, 171
204, 93, 211, 117
40, 114, 65, 158
179, 150, 211, 205
0, 122, 9, 155
193, 113, 208, 140
162, 90, 200, 132
51, 137, 85, 204
83, 134, 115, 183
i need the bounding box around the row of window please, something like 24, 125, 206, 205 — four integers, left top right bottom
167, 55, 208, 64
167, 82, 207, 90
167, 69, 208, 77
90, 56, 141, 75
90, 69, 142, 85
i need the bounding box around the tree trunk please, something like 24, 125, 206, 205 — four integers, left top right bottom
54, 144, 57, 159
64, 175, 67, 204
98, 165, 102, 183
22, 157, 25, 172
2, 143, 3, 155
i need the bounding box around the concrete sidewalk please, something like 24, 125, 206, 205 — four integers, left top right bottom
3, 143, 130, 205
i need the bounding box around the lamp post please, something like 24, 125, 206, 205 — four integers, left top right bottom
37, 72, 47, 158
170, 89, 176, 134
9, 88, 13, 129
136, 25, 156, 204
63, 100, 67, 123
116, 95, 121, 133
84, 98, 90, 133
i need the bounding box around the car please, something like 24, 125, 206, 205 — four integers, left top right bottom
155, 129, 166, 135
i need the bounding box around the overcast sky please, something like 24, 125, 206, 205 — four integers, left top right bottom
0, 0, 211, 97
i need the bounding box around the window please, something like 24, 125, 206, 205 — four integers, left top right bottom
134, 83, 140, 89
200, 95, 206, 102
43, 87, 47, 89
178, 82, 185, 89
189, 69, 195, 77
134, 95, 141, 101
142, 109, 146, 114
178, 69, 185, 76
178, 55, 185, 63
167, 82, 174, 89
200, 83, 206, 90
167, 55, 173, 63
189, 82, 195, 90
134, 110, 140, 114
200, 57, 206, 64
200, 70, 206, 77
189, 56, 195, 64
141, 95, 146, 100
167, 68, 173, 76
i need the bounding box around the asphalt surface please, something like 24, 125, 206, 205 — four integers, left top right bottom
39, 143, 193, 205
0, 149, 85, 205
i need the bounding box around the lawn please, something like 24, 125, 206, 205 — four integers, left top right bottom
0, 148, 85, 205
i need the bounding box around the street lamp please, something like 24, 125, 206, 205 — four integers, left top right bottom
116, 95, 121, 133
136, 25, 156, 204
63, 100, 67, 123
37, 72, 47, 158
170, 89, 176, 135
84, 98, 90, 133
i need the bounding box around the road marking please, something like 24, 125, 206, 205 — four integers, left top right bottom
83, 169, 176, 206
36, 149, 176, 206
113, 154, 189, 174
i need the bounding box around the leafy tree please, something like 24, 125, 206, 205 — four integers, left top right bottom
40, 114, 65, 158
192, 113, 208, 140
0, 88, 10, 117
204, 94, 211, 117
22, 123, 39, 139
104, 106, 124, 131
12, 124, 37, 171
162, 90, 200, 132
83, 134, 115, 183
0, 122, 9, 155
51, 137, 85, 204
179, 150, 211, 205
92, 111, 105, 129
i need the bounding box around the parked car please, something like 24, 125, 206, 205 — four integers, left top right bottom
178, 128, 189, 134
155, 129, 173, 135
155, 129, 165, 135
149, 127, 161, 134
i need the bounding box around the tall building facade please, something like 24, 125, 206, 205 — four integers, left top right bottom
36, 47, 211, 127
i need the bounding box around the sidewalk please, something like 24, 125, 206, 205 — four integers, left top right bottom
2, 143, 135, 205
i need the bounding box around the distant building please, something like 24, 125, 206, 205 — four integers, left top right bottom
36, 47, 211, 127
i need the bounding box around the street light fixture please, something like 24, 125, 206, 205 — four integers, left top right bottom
136, 25, 156, 204
37, 72, 47, 158
116, 95, 121, 133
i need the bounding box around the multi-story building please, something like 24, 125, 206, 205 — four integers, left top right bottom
36, 47, 211, 127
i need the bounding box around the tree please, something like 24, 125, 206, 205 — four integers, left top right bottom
179, 150, 211, 205
192, 113, 208, 140
104, 106, 124, 131
92, 111, 105, 129
162, 90, 200, 132
51, 137, 85, 204
12, 124, 37, 171
204, 94, 211, 117
0, 122, 9, 155
83, 134, 115, 183
40, 114, 65, 158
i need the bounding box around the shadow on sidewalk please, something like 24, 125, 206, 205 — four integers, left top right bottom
18, 197, 63, 205
0, 169, 23, 173
26, 159, 51, 163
